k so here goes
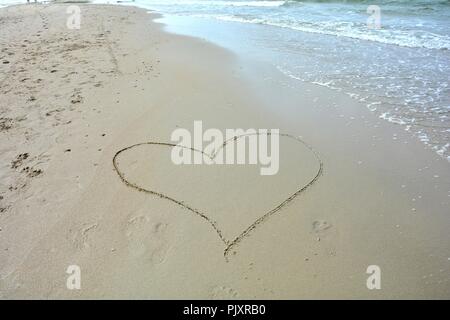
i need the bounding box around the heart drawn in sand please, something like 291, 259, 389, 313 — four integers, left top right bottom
113, 133, 323, 259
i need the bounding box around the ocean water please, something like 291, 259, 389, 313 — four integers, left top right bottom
126, 0, 450, 161
0, 0, 25, 7
111, 0, 450, 160
2, 0, 450, 159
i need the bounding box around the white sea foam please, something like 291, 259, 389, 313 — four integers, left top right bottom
142, 0, 286, 7
210, 14, 450, 50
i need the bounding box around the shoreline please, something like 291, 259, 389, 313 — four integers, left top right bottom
154, 13, 450, 164
0, 4, 449, 299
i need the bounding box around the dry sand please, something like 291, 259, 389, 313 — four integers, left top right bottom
0, 4, 449, 299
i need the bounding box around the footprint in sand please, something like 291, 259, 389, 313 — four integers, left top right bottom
21, 166, 42, 178
312, 220, 332, 233
70, 222, 98, 250
210, 286, 239, 299
11, 153, 29, 169
125, 215, 170, 265
0, 117, 13, 131
70, 89, 83, 104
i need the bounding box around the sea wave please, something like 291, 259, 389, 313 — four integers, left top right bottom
209, 14, 450, 50
283, 0, 450, 4
142, 0, 287, 7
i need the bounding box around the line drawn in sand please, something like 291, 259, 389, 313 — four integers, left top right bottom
112, 132, 323, 260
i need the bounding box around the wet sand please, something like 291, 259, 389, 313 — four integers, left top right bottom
0, 4, 449, 299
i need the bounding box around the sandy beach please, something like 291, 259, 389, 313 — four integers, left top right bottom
0, 3, 449, 299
